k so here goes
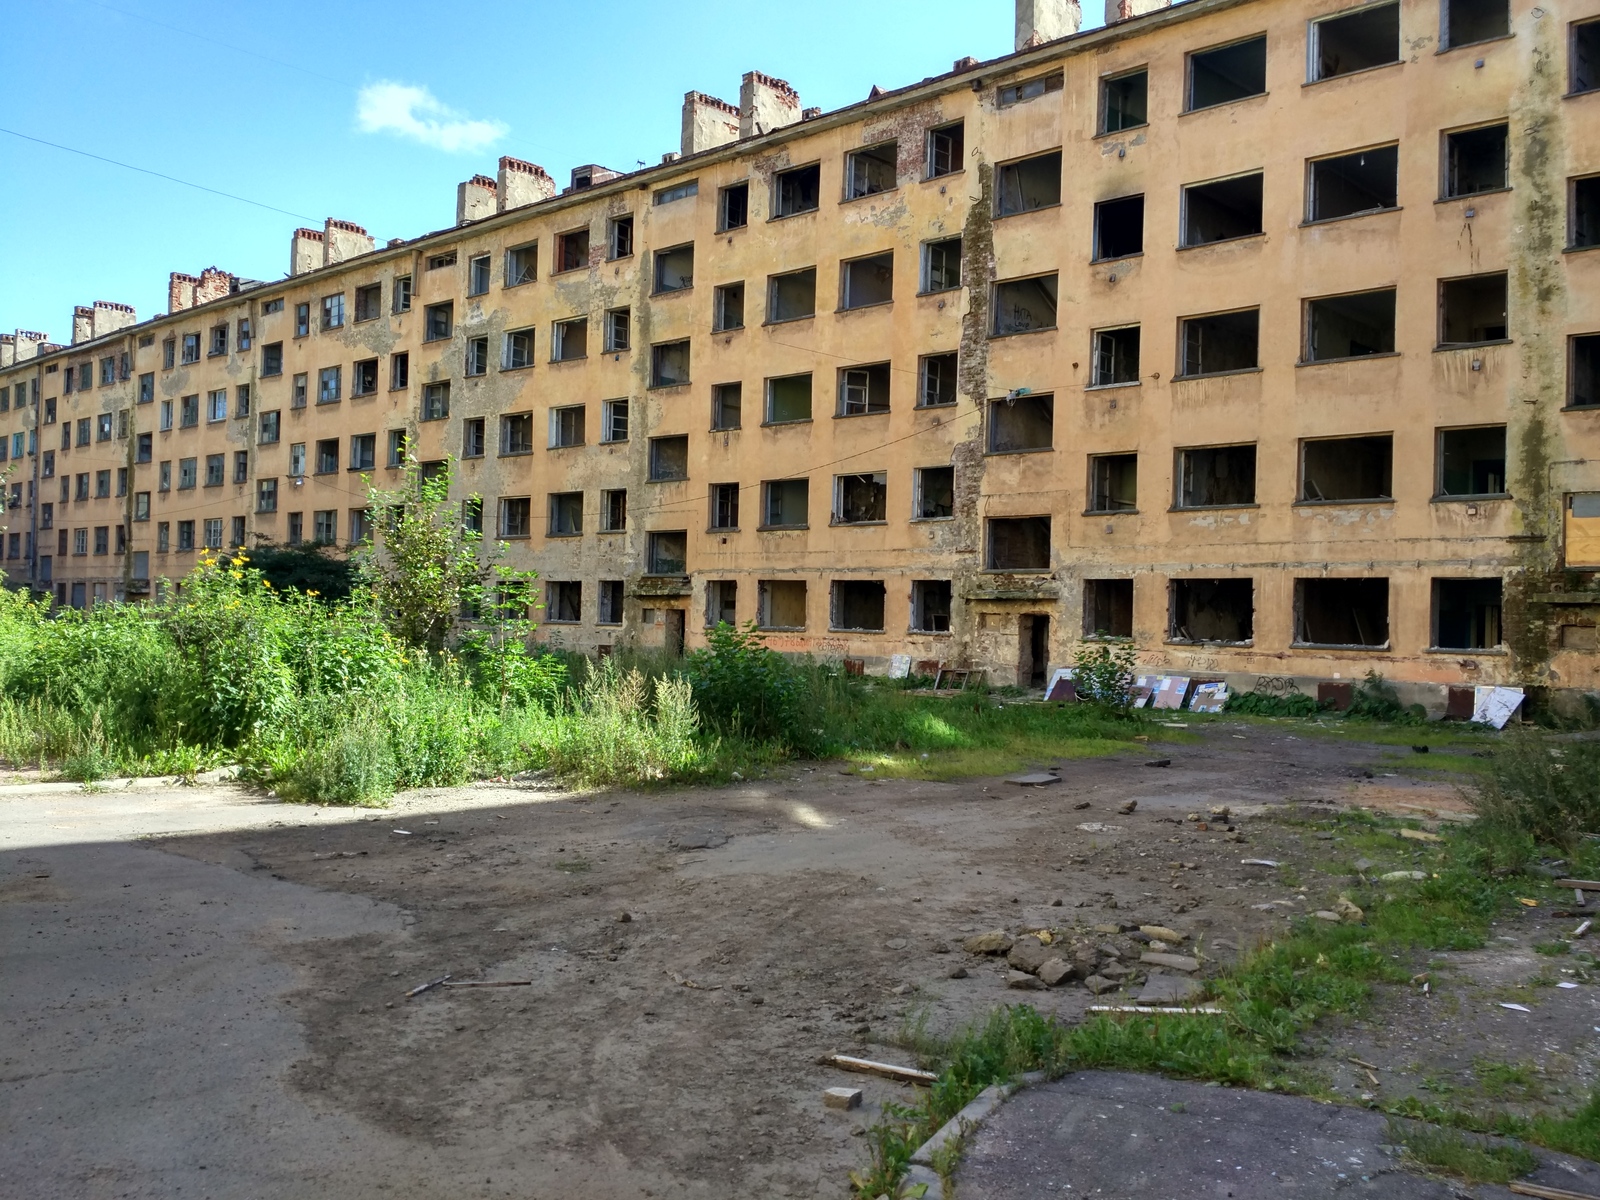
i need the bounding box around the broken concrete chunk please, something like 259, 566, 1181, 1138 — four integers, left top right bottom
1077, 823, 1123, 833
1118, 799, 1139, 814
1140, 952, 1201, 973
824, 1087, 863, 1110
1007, 772, 1061, 786
1083, 974, 1117, 995
1037, 958, 1073, 987
1312, 910, 1342, 922
948, 965, 969, 979
963, 930, 1014, 955
1139, 925, 1186, 944
1352, 858, 1375, 873
1380, 870, 1428, 882
1398, 828, 1442, 843
1092, 923, 1123, 935
1138, 973, 1204, 1003
673, 830, 727, 850
1334, 895, 1365, 923
1006, 970, 1045, 991
1007, 939, 1051, 974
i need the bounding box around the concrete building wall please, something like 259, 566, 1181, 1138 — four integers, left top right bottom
3, 0, 1598, 710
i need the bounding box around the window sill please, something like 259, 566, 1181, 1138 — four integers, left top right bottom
1432, 493, 1510, 502
993, 202, 1063, 221
1436, 186, 1511, 204
550, 356, 588, 365
911, 515, 955, 523
1166, 637, 1254, 647
503, 279, 537, 290
552, 267, 587, 278
830, 627, 886, 635
648, 382, 691, 393
710, 425, 742, 434
917, 287, 962, 298
711, 325, 745, 336
761, 419, 813, 428
1181, 91, 1269, 117
1094, 122, 1149, 140
763, 315, 817, 327
316, 399, 341, 406
1177, 232, 1266, 252
841, 186, 900, 206
1291, 641, 1391, 652
836, 409, 890, 420
1294, 497, 1394, 507
422, 336, 452, 344
1564, 242, 1600, 255
1091, 251, 1145, 266
499, 534, 532, 541
1434, 339, 1513, 352
1296, 351, 1400, 367
351, 389, 379, 398
716, 223, 749, 236
501, 363, 535, 373
915, 401, 959, 411
1563, 404, 1600, 413
707, 526, 740, 534
988, 326, 1058, 340
837, 301, 893, 315
1170, 503, 1260, 512
1084, 507, 1138, 516
597, 620, 623, 627
982, 567, 1052, 575
831, 520, 888, 528
1435, 31, 1514, 54
1425, 644, 1508, 655
1085, 380, 1141, 392
985, 446, 1055, 456
498, 450, 534, 458
924, 166, 967, 183
1172, 367, 1263, 381
767, 208, 821, 223
648, 476, 690, 485
1302, 59, 1401, 88
651, 286, 694, 298
545, 532, 582, 540
599, 527, 625, 535
759, 525, 809, 532
757, 625, 805, 633
548, 442, 585, 451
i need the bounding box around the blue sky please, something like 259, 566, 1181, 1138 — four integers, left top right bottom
0, 0, 1099, 343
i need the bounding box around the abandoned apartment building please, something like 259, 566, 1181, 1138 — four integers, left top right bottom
2, 0, 1599, 709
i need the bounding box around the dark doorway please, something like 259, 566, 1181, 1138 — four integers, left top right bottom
1021, 613, 1050, 688
665, 608, 686, 657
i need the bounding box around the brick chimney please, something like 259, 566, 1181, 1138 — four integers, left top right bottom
290, 228, 325, 277
194, 268, 238, 305
1015, 0, 1081, 50
681, 92, 740, 155
739, 72, 801, 138
324, 219, 374, 265
0, 335, 14, 368
72, 307, 96, 345
456, 175, 497, 225
168, 272, 200, 313
497, 157, 555, 211
1104, 0, 1170, 22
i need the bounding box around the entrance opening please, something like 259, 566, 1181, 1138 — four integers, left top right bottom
1021, 614, 1050, 688
665, 609, 686, 657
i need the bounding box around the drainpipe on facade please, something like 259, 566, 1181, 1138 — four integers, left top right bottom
29, 360, 42, 598
120, 331, 136, 601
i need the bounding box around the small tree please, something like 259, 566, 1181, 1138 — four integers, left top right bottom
1070, 639, 1139, 708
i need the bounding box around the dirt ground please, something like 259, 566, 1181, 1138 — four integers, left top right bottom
4, 720, 1597, 1199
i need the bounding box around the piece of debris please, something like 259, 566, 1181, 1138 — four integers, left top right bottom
667, 971, 722, 991
1140, 952, 1200, 973
947, 965, 969, 979
1508, 1181, 1600, 1200
1081, 974, 1116, 995
962, 930, 1013, 955
1575, 920, 1593, 938
1559, 981, 1580, 990
821, 1053, 938, 1085
1007, 772, 1061, 787
1500, 1002, 1533, 1013
1555, 880, 1600, 891
1038, 959, 1073, 987
1007, 970, 1045, 990
886, 938, 908, 951
393, 829, 413, 836
1381, 870, 1428, 882
1118, 800, 1139, 815
1411, 745, 1430, 754
1334, 895, 1365, 923
1144, 760, 1171, 769
1241, 859, 1281, 868
1073, 801, 1091, 810
1312, 910, 1341, 922
1077, 823, 1123, 833
672, 830, 728, 851
1007, 940, 1050, 973
1139, 925, 1186, 943
1353, 858, 1375, 873
1398, 828, 1442, 843
615, 910, 633, 923
1138, 974, 1204, 1004
442, 980, 533, 988
1090, 1004, 1222, 1015
405, 974, 451, 998
823, 1087, 863, 1111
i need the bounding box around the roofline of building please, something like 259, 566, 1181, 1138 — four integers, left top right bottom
6, 0, 1254, 371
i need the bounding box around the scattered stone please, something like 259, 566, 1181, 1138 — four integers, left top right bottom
1008, 939, 1051, 974
948, 965, 969, 979
1077, 823, 1123, 833
1118, 799, 1139, 814
1380, 870, 1428, 882
1073, 801, 1092, 810
673, 830, 727, 851
963, 930, 1014, 955
1007, 772, 1062, 787
1083, 974, 1117, 995
1352, 858, 1375, 873
1140, 952, 1201, 973
1312, 911, 1341, 922
886, 938, 908, 950
1037, 958, 1073, 987
614, 910, 633, 923
1006, 970, 1045, 991
1144, 760, 1171, 769
1140, 925, 1186, 944
1334, 895, 1365, 923
1399, 828, 1442, 843
824, 1087, 863, 1110
891, 984, 911, 996
1138, 973, 1204, 1003
1051, 898, 1063, 907
1147, 940, 1173, 953
1093, 923, 1127, 935
931, 941, 951, 954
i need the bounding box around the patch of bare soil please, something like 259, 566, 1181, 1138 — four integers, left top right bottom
159, 723, 1592, 1198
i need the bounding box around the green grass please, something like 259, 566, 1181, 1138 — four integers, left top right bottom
1387, 1120, 1538, 1184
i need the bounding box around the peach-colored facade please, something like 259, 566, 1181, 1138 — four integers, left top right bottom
3, 0, 1599, 711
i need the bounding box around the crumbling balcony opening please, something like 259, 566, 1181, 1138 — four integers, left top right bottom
653, 244, 694, 293
759, 580, 808, 630
709, 482, 740, 529
926, 122, 964, 179
1294, 578, 1390, 647
1571, 175, 1599, 248
1574, 20, 1599, 93
1439, 273, 1508, 345
1101, 69, 1148, 133
713, 283, 745, 331
649, 435, 690, 481
1084, 578, 1134, 638
548, 492, 583, 537
988, 394, 1054, 453
706, 580, 738, 628
839, 363, 891, 415
1312, 3, 1400, 79
1433, 578, 1503, 649
1309, 145, 1399, 221
1445, 124, 1509, 197
763, 479, 809, 528
1093, 194, 1145, 260
841, 252, 894, 309
1437, 425, 1507, 496
774, 164, 821, 217
718, 182, 749, 232
832, 581, 887, 631
647, 531, 687, 577
986, 516, 1052, 571
557, 228, 589, 273
996, 152, 1063, 217
1443, 0, 1509, 48
1178, 444, 1258, 507
712, 382, 743, 430
650, 340, 690, 388
915, 466, 955, 519
912, 580, 953, 633
834, 473, 888, 524
1187, 36, 1267, 110
992, 275, 1059, 335
919, 353, 959, 407
1092, 326, 1141, 386
1180, 309, 1260, 376
1170, 578, 1255, 643
1300, 435, 1394, 502
1306, 289, 1397, 360
768, 268, 817, 322
846, 142, 897, 199
1571, 335, 1600, 408
1088, 453, 1138, 512
1182, 174, 1264, 246
766, 374, 813, 424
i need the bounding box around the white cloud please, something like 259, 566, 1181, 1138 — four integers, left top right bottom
355, 81, 507, 153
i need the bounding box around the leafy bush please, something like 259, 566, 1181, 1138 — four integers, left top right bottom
540, 658, 703, 786
1471, 733, 1600, 848
279, 720, 397, 805
1346, 670, 1425, 723
1070, 641, 1137, 707
1226, 689, 1324, 717
684, 622, 799, 743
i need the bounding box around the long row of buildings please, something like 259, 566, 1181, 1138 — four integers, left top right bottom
3, 0, 1598, 710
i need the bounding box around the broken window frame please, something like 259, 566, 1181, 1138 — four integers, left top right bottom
498, 497, 532, 539
772, 163, 822, 219
653, 243, 695, 295
1292, 577, 1391, 648
386, 429, 406, 468
653, 180, 698, 206
601, 398, 629, 444
552, 316, 588, 362
462, 418, 486, 459
839, 251, 895, 310
984, 516, 1052, 572
467, 254, 491, 296
1175, 443, 1259, 509
421, 382, 449, 422
766, 267, 818, 323
1435, 424, 1508, 498
920, 237, 963, 294
1087, 453, 1139, 513
545, 580, 582, 623
995, 151, 1064, 218
918, 353, 959, 408
1303, 288, 1398, 362
997, 70, 1063, 107
1569, 333, 1600, 409
598, 580, 625, 626
353, 283, 381, 323
547, 493, 584, 539
712, 283, 746, 332
1431, 577, 1505, 650
1569, 173, 1600, 249
1441, 122, 1510, 199
844, 141, 898, 200
556, 228, 589, 274
1168, 577, 1256, 644
505, 243, 538, 287
500, 413, 534, 456
649, 340, 691, 389
1441, 0, 1511, 50
765, 374, 813, 425
648, 435, 690, 482
911, 580, 953, 633
1306, 143, 1401, 223
464, 337, 489, 378
832, 472, 888, 525
704, 579, 739, 628
645, 531, 687, 576
503, 327, 534, 370
1573, 18, 1600, 94
913, 465, 955, 520
1297, 434, 1395, 503
392, 275, 412, 313
761, 479, 810, 529
423, 302, 453, 342
603, 308, 630, 353
1093, 194, 1145, 261
830, 580, 887, 632
986, 393, 1054, 454
1083, 579, 1135, 640
718, 182, 750, 232
758, 580, 808, 631
1437, 272, 1509, 347
1090, 325, 1142, 387
925, 121, 964, 179
991, 274, 1059, 337
711, 382, 743, 431
601, 489, 627, 533
1180, 171, 1266, 247
1185, 34, 1269, 112
708, 483, 740, 531
1308, 2, 1401, 82
352, 357, 380, 395
837, 363, 891, 417
549, 405, 585, 449
607, 215, 635, 260
1177, 307, 1261, 378
1099, 68, 1149, 134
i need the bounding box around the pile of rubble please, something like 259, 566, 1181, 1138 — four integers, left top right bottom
960, 922, 1204, 1003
